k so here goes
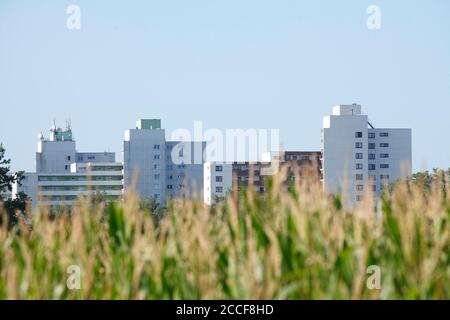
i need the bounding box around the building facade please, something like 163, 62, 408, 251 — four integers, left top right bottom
13, 123, 123, 208
123, 119, 205, 204
203, 151, 322, 205
203, 162, 233, 206
16, 163, 123, 207
322, 104, 412, 202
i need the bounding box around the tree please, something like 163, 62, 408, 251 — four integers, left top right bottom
408, 168, 450, 196
0, 143, 28, 226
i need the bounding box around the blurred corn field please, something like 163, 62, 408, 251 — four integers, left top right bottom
0, 170, 449, 300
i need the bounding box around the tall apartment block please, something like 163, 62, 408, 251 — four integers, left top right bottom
13, 123, 123, 208
322, 104, 412, 202
123, 119, 205, 204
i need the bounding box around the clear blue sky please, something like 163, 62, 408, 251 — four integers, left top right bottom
1, 0, 449, 172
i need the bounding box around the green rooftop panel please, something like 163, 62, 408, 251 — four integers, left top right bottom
136, 119, 161, 130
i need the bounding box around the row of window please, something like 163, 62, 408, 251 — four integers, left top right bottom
285, 155, 312, 161
356, 184, 389, 193
168, 175, 184, 180
41, 195, 120, 202
368, 153, 389, 159
166, 164, 186, 169
40, 185, 122, 191
355, 132, 389, 138
75, 155, 99, 161
356, 174, 390, 181
90, 166, 123, 171
356, 143, 390, 149
356, 163, 390, 170
167, 185, 184, 190
39, 175, 123, 181
356, 153, 390, 159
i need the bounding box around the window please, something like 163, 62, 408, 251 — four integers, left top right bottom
380, 174, 390, 180
355, 153, 363, 159
356, 174, 363, 181
67, 156, 71, 161
380, 143, 389, 148
356, 195, 362, 202
154, 155, 160, 160
154, 144, 160, 150
380, 164, 389, 169
368, 132, 375, 139
380, 132, 389, 137
215, 165, 223, 172
355, 132, 363, 138
371, 185, 377, 192
216, 176, 223, 182
380, 153, 389, 158
216, 186, 223, 193
369, 175, 376, 181
355, 142, 363, 149
356, 163, 363, 170
356, 185, 364, 192
369, 164, 376, 170
369, 153, 376, 160
167, 185, 173, 190
369, 143, 376, 149
154, 174, 160, 180
65, 165, 69, 170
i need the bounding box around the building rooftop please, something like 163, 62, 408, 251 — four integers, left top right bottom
332, 104, 362, 116
136, 119, 161, 130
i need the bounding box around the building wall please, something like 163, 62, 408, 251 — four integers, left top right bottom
124, 120, 210, 204
367, 128, 412, 194
282, 151, 322, 182
165, 141, 205, 200
322, 104, 412, 203
18, 124, 121, 209
75, 152, 115, 163
231, 151, 322, 193
15, 165, 123, 208
203, 151, 322, 205
123, 127, 166, 202
322, 106, 368, 201
204, 162, 233, 205
36, 140, 76, 173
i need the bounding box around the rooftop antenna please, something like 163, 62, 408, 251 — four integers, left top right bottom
51, 119, 57, 132
66, 119, 72, 131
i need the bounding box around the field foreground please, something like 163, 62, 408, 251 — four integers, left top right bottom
0, 172, 449, 300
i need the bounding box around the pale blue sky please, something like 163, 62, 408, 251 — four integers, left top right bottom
1, 0, 449, 172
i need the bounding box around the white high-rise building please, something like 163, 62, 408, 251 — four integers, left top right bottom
36, 122, 115, 174
124, 119, 166, 202
123, 119, 205, 204
322, 104, 412, 202
13, 122, 123, 209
